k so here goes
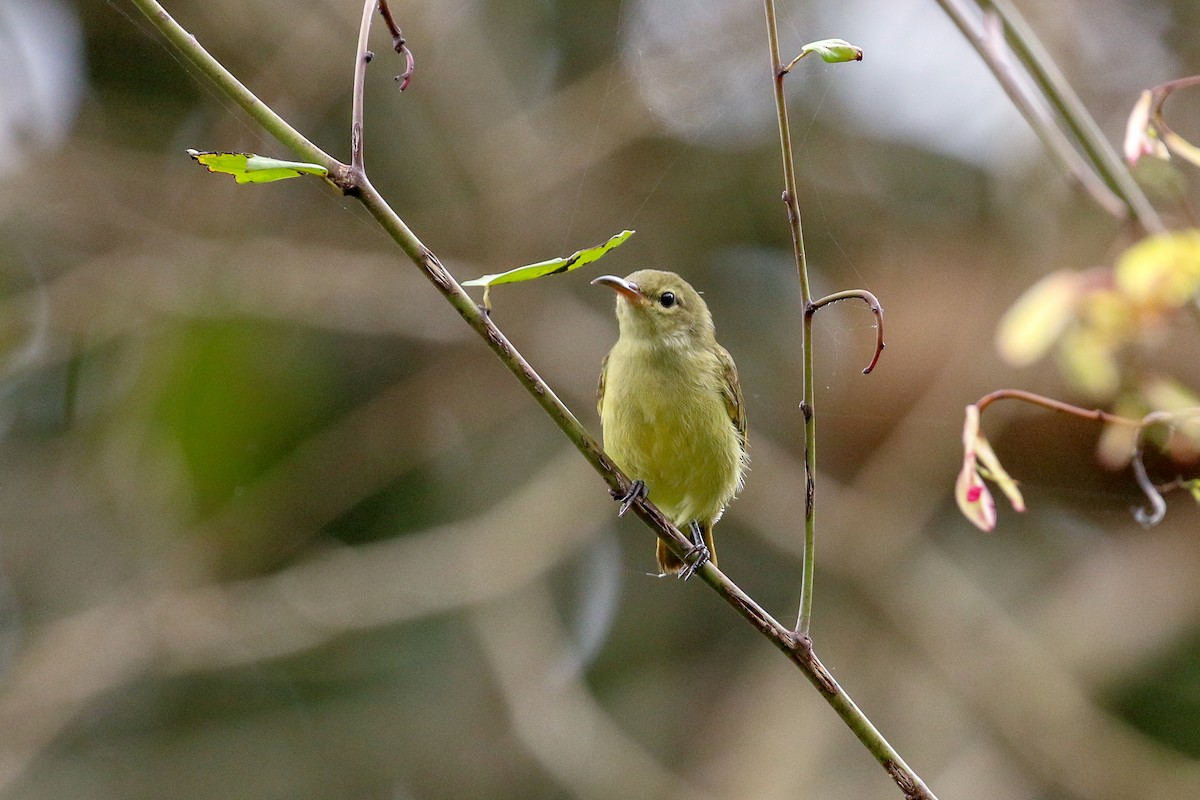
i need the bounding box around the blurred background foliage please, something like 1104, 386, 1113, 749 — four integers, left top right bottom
0, 0, 1199, 798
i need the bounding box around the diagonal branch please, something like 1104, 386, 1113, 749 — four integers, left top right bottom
976, 0, 1163, 232
933, 0, 1163, 233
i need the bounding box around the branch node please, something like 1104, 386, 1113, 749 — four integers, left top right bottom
885, 761, 924, 800
792, 635, 838, 694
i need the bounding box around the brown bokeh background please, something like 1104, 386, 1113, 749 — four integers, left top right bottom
1, 0, 1200, 798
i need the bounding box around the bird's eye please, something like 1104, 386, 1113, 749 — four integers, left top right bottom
659, 292, 676, 308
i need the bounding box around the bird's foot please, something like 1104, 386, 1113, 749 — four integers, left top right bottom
613, 480, 647, 517
677, 521, 710, 581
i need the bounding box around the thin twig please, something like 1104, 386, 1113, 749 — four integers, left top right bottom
974, 388, 1142, 425
352, 1, 415, 172
808, 289, 886, 374
761, 0, 817, 644
378, 0, 415, 90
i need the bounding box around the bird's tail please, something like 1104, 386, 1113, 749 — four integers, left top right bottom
656, 522, 717, 576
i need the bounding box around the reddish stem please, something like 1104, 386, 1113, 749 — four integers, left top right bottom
378, 0, 415, 90
807, 289, 886, 374
974, 389, 1142, 426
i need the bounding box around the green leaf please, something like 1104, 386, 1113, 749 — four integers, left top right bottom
995, 269, 1083, 367
803, 38, 864, 63
187, 149, 329, 184
783, 38, 864, 72
463, 230, 635, 309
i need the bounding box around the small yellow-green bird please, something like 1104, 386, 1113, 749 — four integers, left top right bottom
593, 269, 747, 578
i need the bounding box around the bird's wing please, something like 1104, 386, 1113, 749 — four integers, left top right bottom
596, 351, 609, 419
717, 345, 747, 446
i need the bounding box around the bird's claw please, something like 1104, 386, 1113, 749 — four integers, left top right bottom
677, 521, 710, 580
677, 547, 709, 580
614, 480, 647, 517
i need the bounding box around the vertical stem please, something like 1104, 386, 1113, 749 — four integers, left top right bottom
762, 5, 809, 299
350, 0, 376, 172
798, 310, 816, 636
761, 0, 816, 636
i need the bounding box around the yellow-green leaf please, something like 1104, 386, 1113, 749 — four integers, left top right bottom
463, 230, 635, 309
1142, 376, 1200, 454
1114, 230, 1200, 310
973, 435, 1025, 513
1097, 395, 1146, 470
784, 38, 864, 72
802, 38, 863, 63
187, 150, 329, 184
995, 269, 1084, 367
1058, 328, 1120, 400
1142, 375, 1200, 414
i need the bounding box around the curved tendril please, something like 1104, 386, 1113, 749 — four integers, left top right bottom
807, 289, 885, 374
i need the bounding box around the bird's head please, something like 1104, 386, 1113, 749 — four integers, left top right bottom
592, 269, 714, 345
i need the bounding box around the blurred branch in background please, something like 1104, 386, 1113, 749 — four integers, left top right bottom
473, 588, 720, 800
934, 0, 1162, 232
0, 449, 605, 795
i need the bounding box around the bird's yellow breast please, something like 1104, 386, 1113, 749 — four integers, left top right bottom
600, 339, 743, 528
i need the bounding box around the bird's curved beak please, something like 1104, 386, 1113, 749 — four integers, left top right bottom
591, 275, 645, 305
